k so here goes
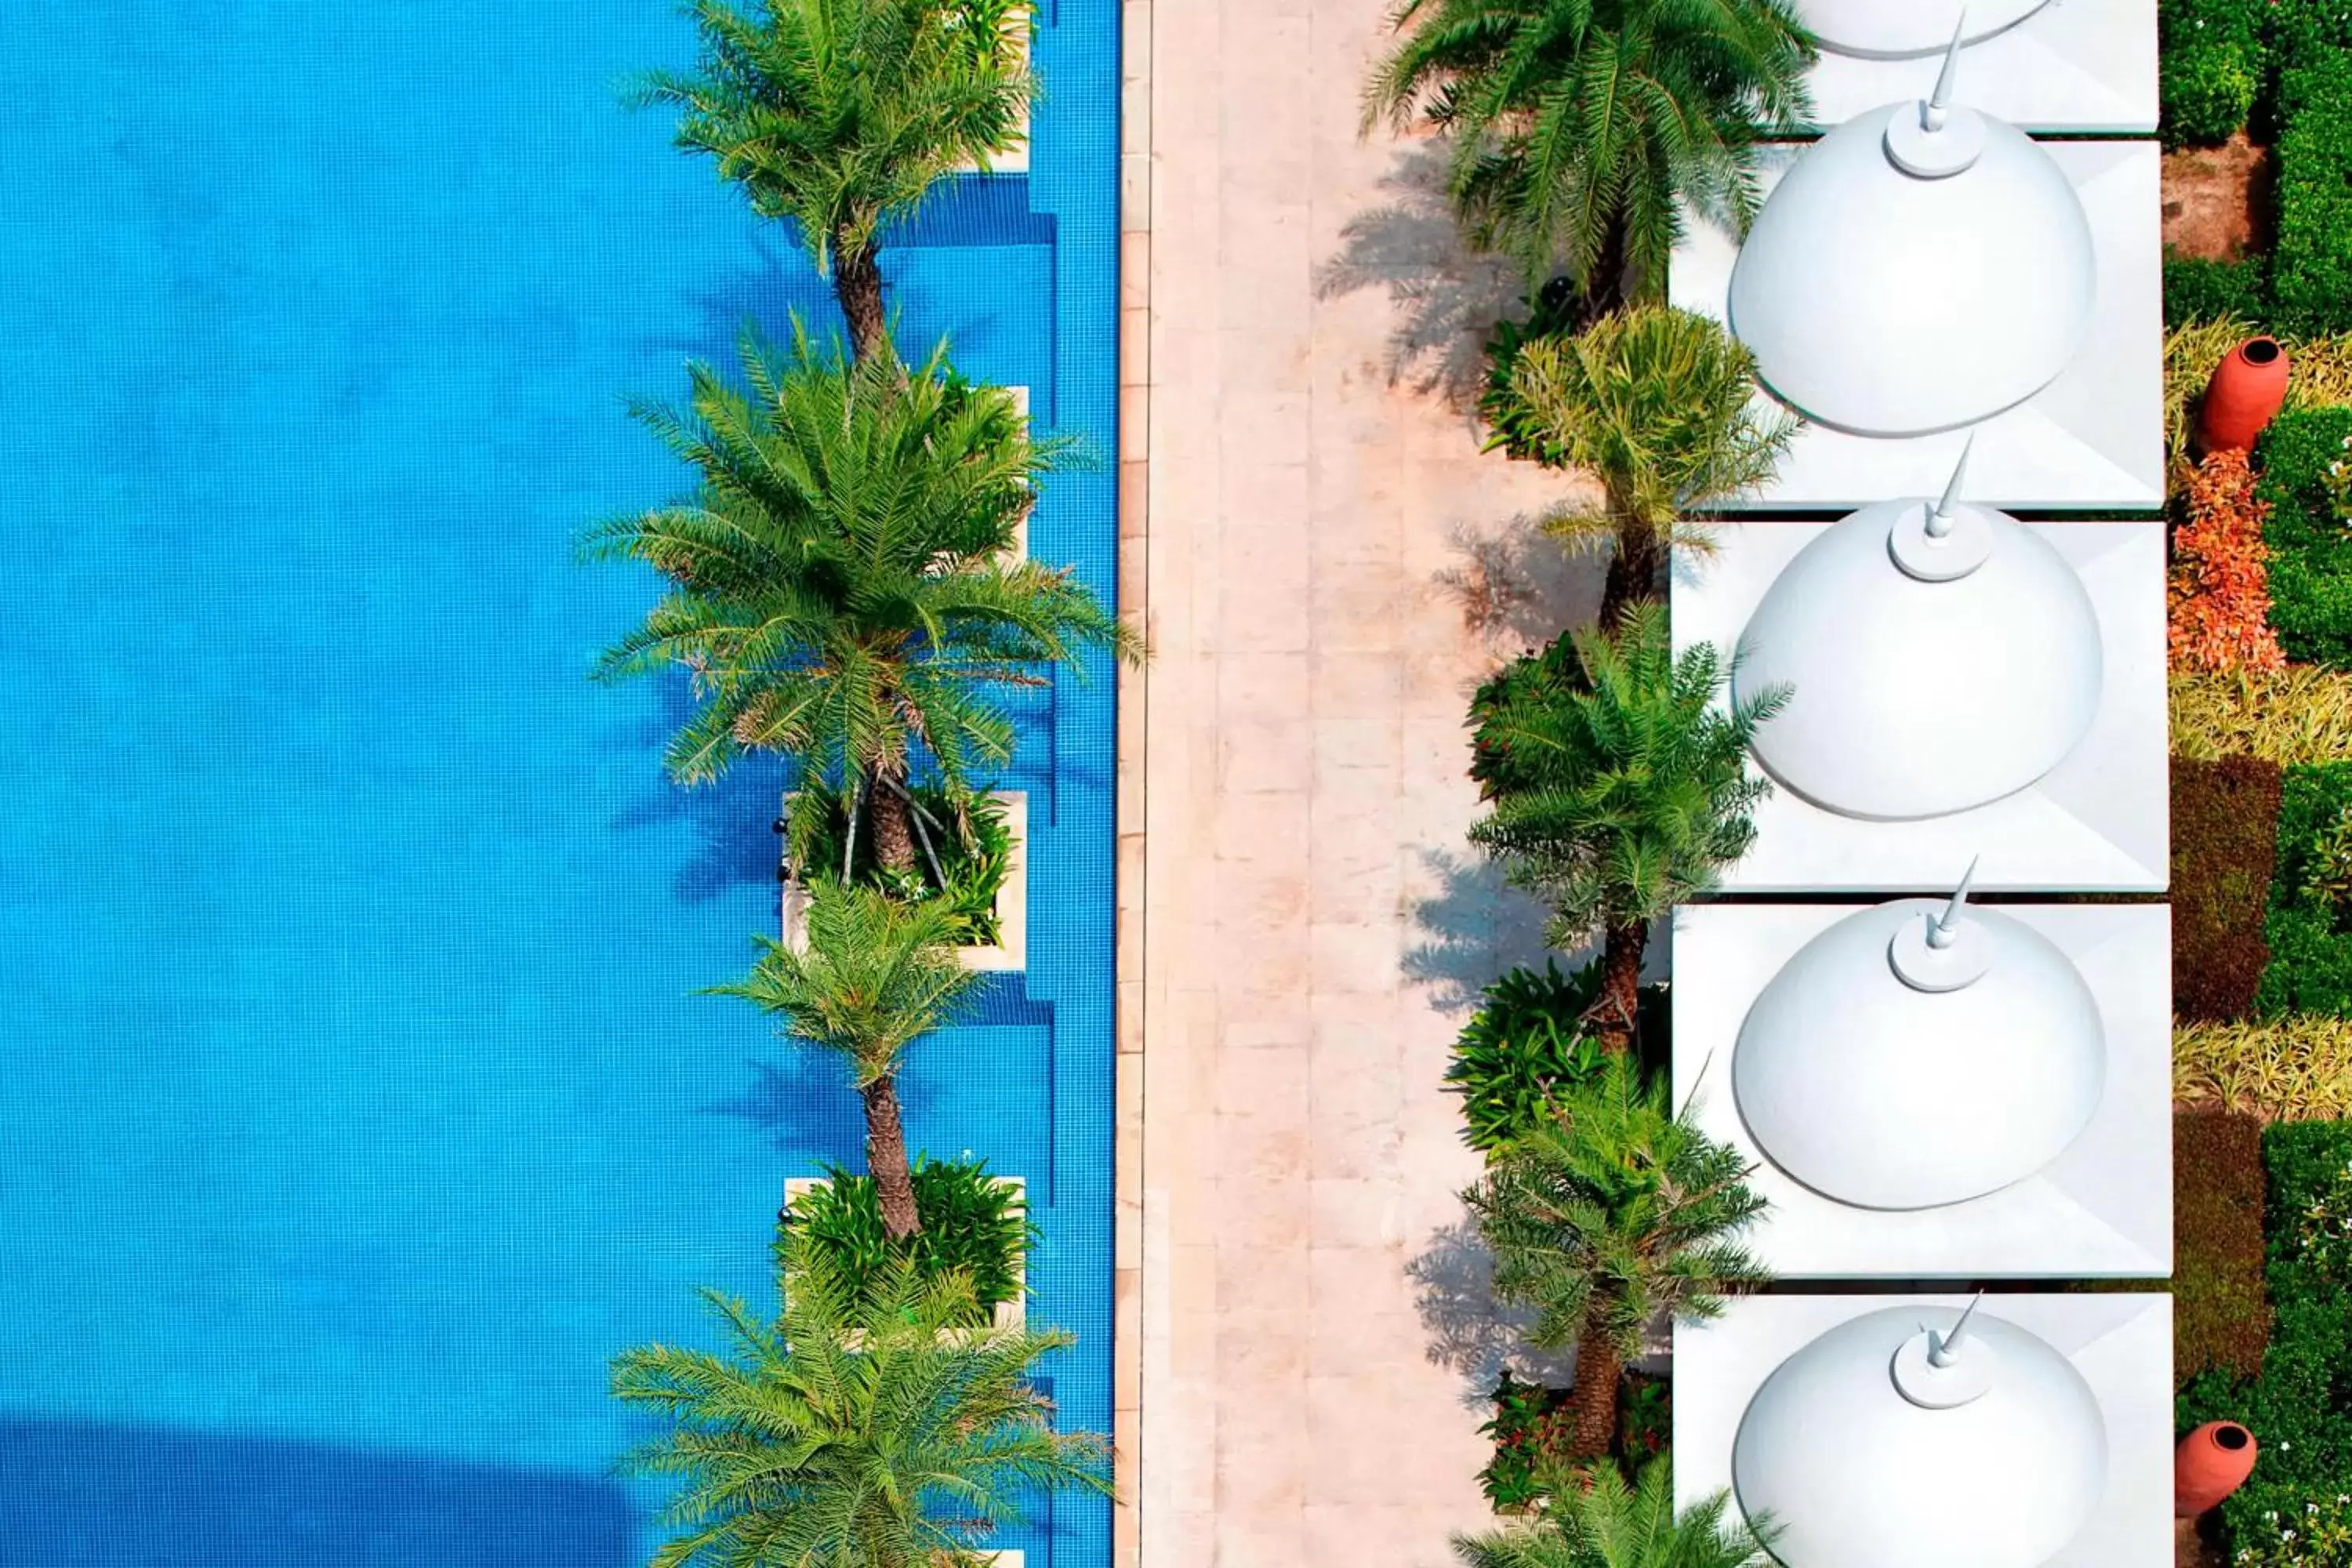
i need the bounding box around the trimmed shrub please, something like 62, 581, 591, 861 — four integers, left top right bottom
2160, 0, 2263, 146
2259, 764, 2352, 1017
2198, 1122, 2352, 1560
1477, 1370, 1577, 1513
2172, 666, 2352, 764
2270, 64, 2352, 338
2176, 756, 2285, 1021
784, 1156, 1033, 1323
2258, 408, 2352, 668
1446, 960, 1606, 1153
793, 786, 1014, 946
2173, 448, 2288, 673
2271, 2, 2352, 120
2180, 1017, 2352, 1121
2167, 254, 2269, 330
2175, 1109, 2275, 1385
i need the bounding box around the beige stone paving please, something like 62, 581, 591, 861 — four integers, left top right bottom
1134, 2, 1601, 1563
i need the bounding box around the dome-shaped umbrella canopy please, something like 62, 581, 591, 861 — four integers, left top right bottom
1733, 873, 2106, 1210
1733, 1302, 2108, 1568
1731, 449, 2103, 820
1795, 0, 2053, 59
1726, 45, 2096, 436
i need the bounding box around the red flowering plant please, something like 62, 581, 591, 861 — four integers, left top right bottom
2171, 447, 2288, 673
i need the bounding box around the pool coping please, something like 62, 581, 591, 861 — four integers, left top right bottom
1113, 2, 1150, 1566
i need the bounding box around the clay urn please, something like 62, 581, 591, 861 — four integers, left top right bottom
2175, 1421, 2258, 1515
2198, 338, 2292, 453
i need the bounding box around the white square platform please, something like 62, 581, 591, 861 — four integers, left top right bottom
1669, 141, 2162, 512
1671, 519, 2169, 893
1674, 1294, 2172, 1568
1671, 902, 2172, 1279
1803, 0, 2158, 136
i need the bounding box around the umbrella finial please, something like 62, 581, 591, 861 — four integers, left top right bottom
1925, 8, 1969, 132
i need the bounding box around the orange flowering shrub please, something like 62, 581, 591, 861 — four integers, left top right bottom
2171, 448, 2288, 673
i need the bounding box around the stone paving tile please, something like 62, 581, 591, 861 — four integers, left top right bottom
1140, 2, 1602, 1561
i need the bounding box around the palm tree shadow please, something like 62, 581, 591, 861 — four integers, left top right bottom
1403, 846, 1555, 1017
641, 232, 844, 366
1408, 1219, 1577, 1406
606, 677, 794, 906
1314, 141, 1531, 412
1433, 514, 1603, 659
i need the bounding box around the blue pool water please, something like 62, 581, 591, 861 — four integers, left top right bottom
0, 5, 1119, 1564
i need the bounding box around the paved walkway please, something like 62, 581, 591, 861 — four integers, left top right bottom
1136, 2, 1599, 1561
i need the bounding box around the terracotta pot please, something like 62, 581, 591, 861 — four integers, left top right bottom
2176, 1421, 2258, 1515
2198, 337, 2292, 453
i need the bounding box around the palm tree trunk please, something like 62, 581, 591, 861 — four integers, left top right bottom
1598, 512, 1664, 626
1577, 213, 1635, 328
861, 1072, 923, 1240
833, 241, 890, 365
1566, 1307, 1625, 1460
869, 782, 920, 873
1588, 919, 1646, 1056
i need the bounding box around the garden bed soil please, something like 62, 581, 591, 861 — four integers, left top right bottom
2164, 134, 2274, 262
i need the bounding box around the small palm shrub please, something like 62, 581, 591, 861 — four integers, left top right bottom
2171, 448, 2286, 673
1454, 1459, 1773, 1568
786, 1156, 1033, 1323
588, 329, 1136, 869
640, 0, 1035, 361
1361, 0, 1814, 314
720, 882, 982, 1240
1471, 604, 1783, 1054
1481, 307, 1796, 619
1466, 1051, 1767, 1459
794, 786, 1014, 945
1446, 960, 1606, 1153
613, 1231, 1110, 1568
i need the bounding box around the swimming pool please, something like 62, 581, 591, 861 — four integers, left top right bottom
0, 4, 1119, 1563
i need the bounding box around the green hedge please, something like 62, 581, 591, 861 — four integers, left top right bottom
783, 1156, 1033, 1323
2272, 2, 2352, 119
2165, 254, 2267, 329
2181, 1122, 2352, 1561
2161, 0, 2264, 145
2272, 64, 2352, 337
2258, 408, 2352, 669
2177, 756, 2282, 1022
2259, 764, 2352, 1017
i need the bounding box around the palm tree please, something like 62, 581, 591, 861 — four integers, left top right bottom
1465, 1052, 1768, 1461
639, 0, 1034, 362
1470, 602, 1780, 1054
1483, 307, 1796, 622
586, 328, 1138, 873
1362, 0, 1815, 318
614, 1230, 1112, 1568
1455, 1461, 1771, 1568
719, 881, 980, 1240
